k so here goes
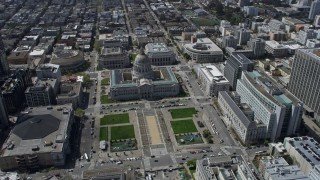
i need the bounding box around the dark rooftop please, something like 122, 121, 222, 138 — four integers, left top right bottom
13, 114, 61, 140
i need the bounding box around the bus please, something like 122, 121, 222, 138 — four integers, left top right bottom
84, 153, 89, 161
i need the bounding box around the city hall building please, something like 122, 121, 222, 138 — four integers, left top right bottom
109, 50, 180, 100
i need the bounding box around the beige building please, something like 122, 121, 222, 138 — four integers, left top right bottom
0, 104, 74, 171
56, 76, 83, 108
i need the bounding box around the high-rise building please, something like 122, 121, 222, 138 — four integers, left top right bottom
224, 53, 254, 90
236, 71, 303, 141
0, 35, 9, 76
288, 48, 320, 119
248, 38, 266, 58
239, 0, 250, 7
235, 28, 251, 45
222, 36, 238, 49
296, 29, 317, 45
309, 0, 320, 20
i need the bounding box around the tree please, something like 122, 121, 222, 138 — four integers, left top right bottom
187, 159, 197, 168
82, 74, 90, 88
215, 1, 224, 16
75, 108, 85, 118
203, 129, 211, 138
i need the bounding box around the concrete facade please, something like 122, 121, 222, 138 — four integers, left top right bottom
99, 47, 130, 69
145, 43, 176, 66
218, 91, 267, 144
0, 104, 74, 171
284, 136, 320, 175
224, 53, 254, 90
288, 48, 320, 119
196, 64, 230, 96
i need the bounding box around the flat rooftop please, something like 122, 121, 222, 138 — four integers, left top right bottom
184, 37, 223, 55
199, 64, 229, 83
145, 42, 170, 53
266, 41, 288, 49
101, 47, 122, 55
1, 104, 73, 157
111, 67, 178, 88
285, 136, 320, 166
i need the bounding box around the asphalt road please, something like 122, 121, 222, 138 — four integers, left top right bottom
203, 105, 237, 146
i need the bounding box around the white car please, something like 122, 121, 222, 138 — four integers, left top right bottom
116, 161, 122, 165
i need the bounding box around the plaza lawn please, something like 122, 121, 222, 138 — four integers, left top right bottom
101, 78, 110, 86
99, 127, 108, 141
170, 108, 197, 119
100, 113, 129, 125
111, 125, 135, 140
100, 95, 114, 104
171, 120, 198, 134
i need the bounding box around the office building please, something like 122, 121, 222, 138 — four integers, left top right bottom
243, 6, 258, 16
25, 78, 58, 107
221, 36, 238, 49
288, 49, 320, 120
306, 39, 320, 48
144, 43, 176, 66
259, 156, 309, 180
224, 53, 254, 90
218, 91, 267, 144
195, 156, 256, 180
0, 34, 9, 76
184, 32, 223, 63
99, 47, 130, 69
309, 165, 320, 180
235, 28, 251, 45
248, 38, 265, 58
0, 69, 32, 114
1, 79, 26, 114
0, 104, 74, 171
297, 29, 317, 45
284, 136, 320, 175
195, 64, 230, 96
289, 0, 312, 12
269, 31, 286, 41
236, 71, 303, 141
265, 41, 288, 57
56, 76, 83, 108
109, 50, 179, 100
268, 19, 285, 31
36, 64, 61, 82
309, 0, 320, 20
239, 0, 250, 7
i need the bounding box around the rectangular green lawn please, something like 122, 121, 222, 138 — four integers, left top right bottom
99, 127, 108, 141
170, 108, 197, 119
100, 95, 114, 104
171, 120, 198, 134
101, 78, 110, 86
111, 125, 135, 140
100, 113, 129, 125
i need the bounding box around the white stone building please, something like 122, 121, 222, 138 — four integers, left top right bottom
109, 50, 179, 100
195, 64, 230, 96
